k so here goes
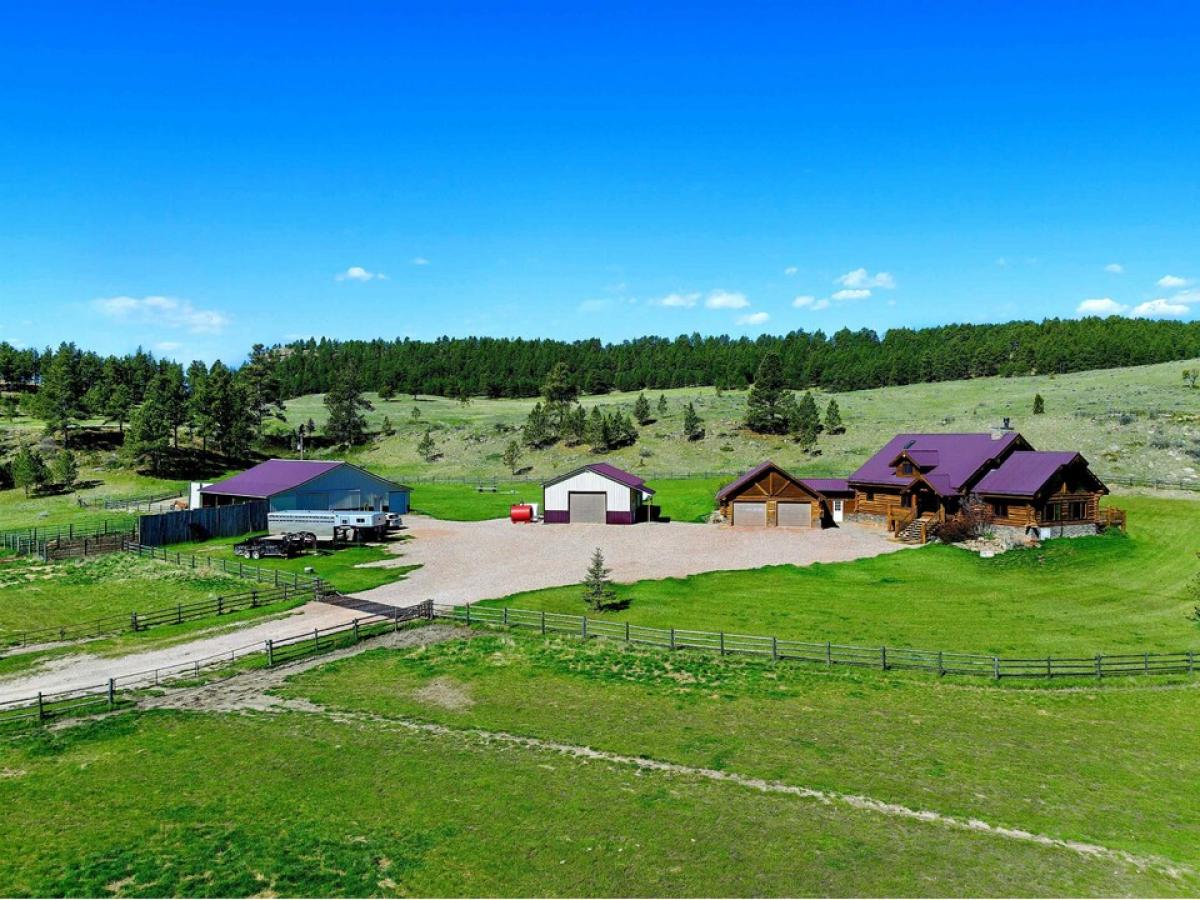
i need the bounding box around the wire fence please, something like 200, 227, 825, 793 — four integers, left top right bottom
0, 601, 433, 727
434, 604, 1200, 680
0, 521, 137, 559
1104, 475, 1200, 493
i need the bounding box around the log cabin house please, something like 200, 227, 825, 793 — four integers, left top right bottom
847, 432, 1115, 543
716, 461, 855, 527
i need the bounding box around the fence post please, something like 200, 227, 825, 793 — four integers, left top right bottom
1144, 653, 1150, 674
626, 621, 630, 642
670, 627, 675, 650
1189, 650, 1195, 675
395, 607, 401, 631
107, 678, 115, 708
937, 650, 945, 676
313, 628, 319, 652
131, 611, 139, 632
826, 641, 832, 666
771, 636, 778, 661
353, 618, 360, 643
37, 692, 44, 721
266, 639, 274, 667
880, 646, 888, 670
1046, 656, 1052, 676
466, 605, 471, 625
582, 616, 588, 639
217, 596, 224, 616
720, 632, 725, 655
541, 610, 546, 634
177, 604, 182, 624
503, 607, 509, 626
1095, 655, 1102, 678
993, 657, 1000, 679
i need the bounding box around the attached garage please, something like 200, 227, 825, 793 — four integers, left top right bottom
717, 461, 827, 528
543, 463, 655, 525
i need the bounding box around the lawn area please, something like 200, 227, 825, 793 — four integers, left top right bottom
0, 553, 254, 643
0, 707, 1188, 896
167, 532, 418, 594
483, 495, 1200, 656
410, 475, 727, 523
284, 629, 1200, 875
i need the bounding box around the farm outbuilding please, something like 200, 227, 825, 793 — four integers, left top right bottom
716, 461, 847, 528
198, 459, 410, 514
542, 463, 654, 525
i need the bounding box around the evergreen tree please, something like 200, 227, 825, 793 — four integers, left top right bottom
745, 352, 790, 434
522, 402, 554, 448
124, 387, 172, 473
379, 381, 396, 401
306, 417, 317, 434
158, 365, 189, 448
417, 429, 437, 462
1033, 393, 1046, 414
410, 406, 421, 422
790, 391, 822, 449
824, 398, 845, 434
502, 439, 523, 475
195, 361, 255, 458
11, 445, 48, 497
1184, 369, 1199, 389
633, 392, 652, 425
239, 344, 286, 435
682, 402, 704, 441
185, 360, 209, 446
585, 406, 607, 450
104, 383, 134, 435
657, 394, 668, 416
0, 396, 17, 420
51, 448, 78, 492
381, 415, 394, 436
562, 404, 588, 446
32, 342, 83, 446
323, 370, 374, 446
581, 547, 616, 612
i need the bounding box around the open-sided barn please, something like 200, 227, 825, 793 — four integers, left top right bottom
542, 463, 654, 524
197, 459, 410, 514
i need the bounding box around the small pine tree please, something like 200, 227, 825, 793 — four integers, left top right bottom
502, 439, 523, 475
562, 404, 588, 446
582, 547, 616, 612
1184, 369, 1199, 389
682, 402, 704, 441
417, 429, 437, 462
633, 393, 652, 425
51, 448, 78, 492
585, 406, 607, 451
1033, 393, 1045, 414
790, 391, 821, 450
657, 394, 668, 416
523, 402, 554, 448
381, 415, 394, 436
824, 398, 845, 434
410, 406, 421, 422
306, 417, 317, 435
745, 352, 790, 434
11, 446, 48, 497
379, 381, 396, 401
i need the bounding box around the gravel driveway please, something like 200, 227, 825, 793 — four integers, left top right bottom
358, 515, 906, 609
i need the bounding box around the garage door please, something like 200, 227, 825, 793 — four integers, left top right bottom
777, 502, 812, 527
569, 492, 607, 524
732, 501, 767, 526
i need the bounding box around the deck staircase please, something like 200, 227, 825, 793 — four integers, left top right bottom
896, 512, 938, 545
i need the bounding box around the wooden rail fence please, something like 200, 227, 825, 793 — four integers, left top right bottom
123, 541, 327, 593
434, 604, 1200, 680
1, 521, 136, 560
0, 601, 434, 726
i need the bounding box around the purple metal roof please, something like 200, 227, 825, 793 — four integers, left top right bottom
200, 459, 344, 498
850, 432, 1024, 497
797, 478, 854, 495
586, 462, 655, 495
973, 451, 1083, 497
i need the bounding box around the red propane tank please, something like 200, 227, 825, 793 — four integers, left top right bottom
509, 504, 534, 523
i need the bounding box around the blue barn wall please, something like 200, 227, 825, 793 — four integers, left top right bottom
267, 465, 410, 513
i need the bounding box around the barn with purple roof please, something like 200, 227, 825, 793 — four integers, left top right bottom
542, 463, 654, 524
197, 459, 410, 514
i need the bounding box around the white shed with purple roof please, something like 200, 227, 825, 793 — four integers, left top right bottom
542, 463, 655, 525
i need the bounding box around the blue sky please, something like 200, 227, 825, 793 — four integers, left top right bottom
1, 1, 1197, 363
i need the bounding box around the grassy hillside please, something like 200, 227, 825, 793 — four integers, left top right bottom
281, 356, 1200, 485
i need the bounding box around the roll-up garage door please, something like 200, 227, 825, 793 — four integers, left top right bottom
732, 501, 767, 526
569, 492, 607, 524
776, 502, 812, 527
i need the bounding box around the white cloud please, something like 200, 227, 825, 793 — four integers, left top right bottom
793, 295, 831, 311
832, 288, 871, 301
784, 266, 798, 276
655, 291, 701, 308
836, 268, 895, 289
94, 295, 230, 334
1174, 288, 1200, 304
335, 265, 386, 282
154, 341, 182, 352
1104, 263, 1124, 274
737, 311, 770, 326
1076, 297, 1128, 316
705, 289, 750, 310
577, 298, 609, 314
411, 257, 430, 266
1132, 298, 1189, 318
1157, 274, 1191, 288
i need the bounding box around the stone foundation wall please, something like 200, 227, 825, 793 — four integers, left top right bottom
988, 523, 1099, 545
849, 512, 889, 529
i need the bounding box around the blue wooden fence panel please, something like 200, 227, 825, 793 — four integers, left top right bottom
138, 501, 268, 546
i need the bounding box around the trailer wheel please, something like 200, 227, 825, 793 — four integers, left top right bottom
251, 548, 262, 560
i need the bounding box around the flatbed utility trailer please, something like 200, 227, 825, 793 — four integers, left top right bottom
233, 532, 316, 560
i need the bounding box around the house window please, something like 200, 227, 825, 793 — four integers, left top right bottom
899, 462, 913, 475
1068, 500, 1087, 521
866, 491, 875, 501
1043, 502, 1061, 522
992, 501, 1009, 518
